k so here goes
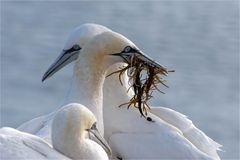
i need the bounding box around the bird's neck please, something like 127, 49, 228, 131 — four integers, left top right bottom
103, 64, 135, 139
65, 59, 105, 135
58, 137, 106, 160
55, 134, 90, 160
103, 64, 134, 106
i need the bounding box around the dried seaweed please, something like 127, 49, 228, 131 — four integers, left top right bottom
108, 54, 174, 118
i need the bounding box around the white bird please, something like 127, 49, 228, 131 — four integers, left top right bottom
103, 63, 222, 159
18, 24, 221, 159
18, 24, 111, 142
0, 103, 111, 160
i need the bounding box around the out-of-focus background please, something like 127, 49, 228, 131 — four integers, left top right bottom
1, 1, 239, 159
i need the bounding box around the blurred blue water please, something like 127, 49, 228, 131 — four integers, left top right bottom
1, 1, 239, 159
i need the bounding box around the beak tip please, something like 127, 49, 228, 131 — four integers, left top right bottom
41, 74, 47, 82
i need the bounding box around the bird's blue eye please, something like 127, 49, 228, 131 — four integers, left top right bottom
124, 46, 132, 53
91, 122, 97, 130
73, 44, 81, 50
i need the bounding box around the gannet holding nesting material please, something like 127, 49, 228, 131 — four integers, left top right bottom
18, 24, 221, 159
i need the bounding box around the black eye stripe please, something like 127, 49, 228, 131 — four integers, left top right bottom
63, 44, 81, 54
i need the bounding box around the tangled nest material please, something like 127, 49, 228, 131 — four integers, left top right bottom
108, 53, 174, 118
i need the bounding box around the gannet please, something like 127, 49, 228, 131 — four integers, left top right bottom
18, 24, 111, 142
18, 24, 221, 159
0, 103, 111, 160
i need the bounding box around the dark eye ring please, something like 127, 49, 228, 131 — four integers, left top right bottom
73, 44, 80, 50
124, 46, 132, 53
91, 122, 97, 130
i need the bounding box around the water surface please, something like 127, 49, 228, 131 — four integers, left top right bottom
1, 1, 239, 159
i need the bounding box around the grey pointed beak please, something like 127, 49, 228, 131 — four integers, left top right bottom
42, 46, 81, 82
86, 127, 112, 156
135, 51, 169, 75
112, 50, 169, 75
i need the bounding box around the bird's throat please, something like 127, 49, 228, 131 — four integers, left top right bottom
64, 61, 106, 135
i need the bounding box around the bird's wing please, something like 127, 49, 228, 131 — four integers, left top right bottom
17, 115, 47, 134
108, 132, 213, 160
150, 106, 222, 160
17, 112, 56, 143
0, 127, 69, 160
